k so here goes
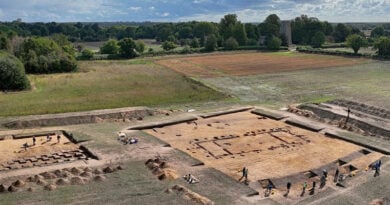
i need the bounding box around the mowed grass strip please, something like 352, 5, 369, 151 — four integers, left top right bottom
157, 51, 368, 77
0, 60, 226, 116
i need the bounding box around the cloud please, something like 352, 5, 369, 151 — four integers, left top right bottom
0, 0, 388, 22
129, 6, 142, 11
161, 12, 170, 17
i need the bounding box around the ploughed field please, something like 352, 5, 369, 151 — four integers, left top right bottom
156, 52, 367, 77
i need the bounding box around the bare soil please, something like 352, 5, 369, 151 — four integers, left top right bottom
157, 52, 366, 77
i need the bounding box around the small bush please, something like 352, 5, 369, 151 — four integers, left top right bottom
224, 37, 239, 50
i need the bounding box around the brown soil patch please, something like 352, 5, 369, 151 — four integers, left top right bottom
157, 52, 366, 77
145, 111, 381, 183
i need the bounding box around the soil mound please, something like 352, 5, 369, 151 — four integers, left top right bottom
370, 198, 390, 205
93, 168, 103, 175
116, 165, 124, 170
93, 175, 106, 182
71, 167, 81, 175
53, 170, 63, 177
36, 179, 48, 186
71, 177, 85, 185
56, 178, 70, 185
61, 171, 73, 178
40, 172, 57, 179
13, 179, 26, 187
152, 167, 164, 175
170, 185, 214, 205
44, 184, 57, 191
0, 184, 6, 192
8, 185, 18, 192
27, 176, 36, 182
103, 166, 115, 173
83, 167, 93, 172
27, 187, 34, 192
159, 161, 169, 169
80, 171, 93, 178
160, 168, 179, 180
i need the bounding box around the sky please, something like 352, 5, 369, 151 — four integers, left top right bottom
0, 0, 389, 23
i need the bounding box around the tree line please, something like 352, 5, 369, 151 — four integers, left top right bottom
1, 14, 390, 91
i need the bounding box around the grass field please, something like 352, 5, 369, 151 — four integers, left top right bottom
0, 60, 226, 117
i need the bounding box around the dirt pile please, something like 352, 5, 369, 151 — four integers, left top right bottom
8, 185, 18, 192
36, 179, 48, 186
93, 175, 106, 182
80, 171, 93, 178
145, 158, 178, 181
168, 184, 214, 205
71, 167, 82, 175
0, 184, 6, 192
40, 172, 57, 179
370, 198, 390, 205
56, 178, 70, 185
44, 184, 56, 191
70, 177, 85, 185
13, 180, 26, 187
103, 166, 115, 173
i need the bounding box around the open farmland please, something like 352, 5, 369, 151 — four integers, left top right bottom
0, 60, 226, 116
158, 52, 389, 109
156, 52, 367, 77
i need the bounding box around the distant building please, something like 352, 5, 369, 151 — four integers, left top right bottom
280, 20, 292, 46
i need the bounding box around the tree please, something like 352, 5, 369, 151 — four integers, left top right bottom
311, 31, 326, 48
374, 37, 390, 57
135, 40, 145, 53
190, 38, 200, 48
266, 36, 282, 51
232, 23, 247, 46
194, 22, 218, 46
118, 38, 137, 58
81, 49, 94, 60
224, 37, 239, 50
346, 34, 368, 54
219, 14, 238, 41
205, 34, 218, 51
17, 37, 77, 73
259, 14, 281, 37
100, 39, 119, 54
333, 23, 351, 43
0, 35, 11, 51
371, 26, 385, 38
161, 41, 177, 51
0, 51, 30, 91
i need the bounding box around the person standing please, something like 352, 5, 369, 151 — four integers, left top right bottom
334, 168, 339, 183
301, 182, 307, 197
32, 137, 36, 146
57, 135, 61, 143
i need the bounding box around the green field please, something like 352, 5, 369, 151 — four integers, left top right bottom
0, 60, 227, 116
